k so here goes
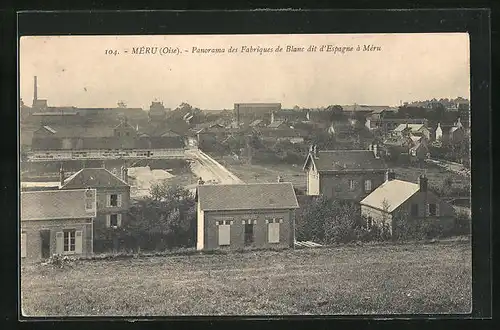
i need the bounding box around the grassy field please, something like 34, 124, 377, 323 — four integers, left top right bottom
221, 159, 469, 194
390, 163, 469, 190
220, 160, 306, 189
21, 240, 471, 316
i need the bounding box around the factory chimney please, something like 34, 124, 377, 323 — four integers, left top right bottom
33, 76, 38, 104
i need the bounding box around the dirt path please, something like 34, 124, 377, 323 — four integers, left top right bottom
187, 150, 243, 185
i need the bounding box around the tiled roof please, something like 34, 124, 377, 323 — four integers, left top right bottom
61, 168, 129, 189
394, 124, 425, 132
360, 179, 420, 213
21, 189, 97, 221
198, 183, 299, 211
303, 150, 387, 172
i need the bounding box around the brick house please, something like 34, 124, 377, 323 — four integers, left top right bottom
360, 173, 455, 236
21, 189, 97, 261
302, 146, 388, 201
59, 167, 130, 251
196, 182, 299, 251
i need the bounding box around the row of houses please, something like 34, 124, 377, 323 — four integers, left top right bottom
21, 142, 456, 260
30, 119, 186, 151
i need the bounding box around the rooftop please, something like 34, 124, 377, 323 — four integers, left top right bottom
360, 179, 420, 213
21, 189, 97, 221
235, 103, 281, 107
303, 150, 387, 172
394, 124, 425, 132
267, 120, 286, 129
61, 168, 129, 189
198, 182, 299, 211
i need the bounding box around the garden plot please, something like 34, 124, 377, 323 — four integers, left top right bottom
128, 166, 175, 198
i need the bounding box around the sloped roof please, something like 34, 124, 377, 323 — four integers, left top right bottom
34, 124, 114, 138
267, 120, 286, 128
21, 189, 97, 221
249, 119, 263, 127
198, 183, 299, 211
61, 168, 129, 189
303, 150, 387, 172
360, 179, 420, 213
394, 124, 425, 132
450, 126, 464, 134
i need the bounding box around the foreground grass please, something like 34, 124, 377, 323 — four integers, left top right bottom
21, 240, 471, 316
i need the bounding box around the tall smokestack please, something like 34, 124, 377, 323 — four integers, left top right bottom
33, 76, 38, 103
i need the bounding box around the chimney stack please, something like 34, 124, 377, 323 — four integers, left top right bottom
277, 175, 284, 183
122, 166, 128, 183
373, 143, 379, 159
33, 76, 38, 103
387, 169, 396, 181
198, 177, 205, 185
313, 145, 318, 158
59, 164, 65, 187
419, 174, 428, 192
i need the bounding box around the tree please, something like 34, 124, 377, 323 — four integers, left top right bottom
326, 105, 344, 122
125, 184, 197, 251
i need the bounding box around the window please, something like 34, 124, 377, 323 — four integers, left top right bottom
364, 179, 372, 192
21, 232, 26, 258
411, 204, 419, 216
110, 214, 118, 227
266, 218, 282, 243
428, 203, 439, 216
110, 194, 118, 207
107, 194, 122, 207
106, 214, 122, 228
217, 220, 231, 246
63, 230, 76, 252
349, 179, 355, 191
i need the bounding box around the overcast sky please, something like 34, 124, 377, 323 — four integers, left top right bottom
19, 33, 470, 110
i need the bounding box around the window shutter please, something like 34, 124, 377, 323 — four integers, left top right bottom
106, 194, 111, 207
436, 203, 440, 216
117, 214, 122, 227
268, 223, 280, 243
117, 194, 122, 207
106, 215, 111, 227
21, 233, 27, 258
55, 232, 64, 254
75, 231, 83, 254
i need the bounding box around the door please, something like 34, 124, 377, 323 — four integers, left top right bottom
40, 229, 51, 259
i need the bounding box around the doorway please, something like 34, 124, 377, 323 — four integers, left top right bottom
40, 230, 50, 259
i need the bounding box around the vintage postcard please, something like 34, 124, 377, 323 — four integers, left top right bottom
20, 33, 472, 316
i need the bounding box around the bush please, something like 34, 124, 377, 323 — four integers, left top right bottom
44, 254, 78, 269
295, 197, 391, 244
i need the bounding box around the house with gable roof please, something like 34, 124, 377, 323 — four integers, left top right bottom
360, 172, 455, 236
59, 166, 130, 251
196, 181, 299, 251
392, 123, 431, 140
21, 189, 97, 261
302, 145, 388, 201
